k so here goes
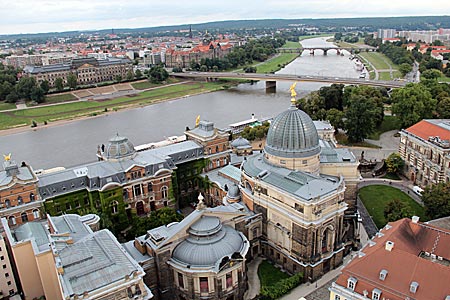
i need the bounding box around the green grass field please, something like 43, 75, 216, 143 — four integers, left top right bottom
368, 116, 401, 140
359, 185, 427, 228
45, 93, 78, 103
0, 102, 16, 111
282, 41, 301, 48
258, 260, 290, 289
0, 82, 227, 130
131, 78, 181, 90
257, 53, 298, 73
359, 52, 398, 71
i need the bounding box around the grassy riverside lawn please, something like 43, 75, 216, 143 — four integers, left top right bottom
359, 185, 427, 228
44, 93, 78, 103
0, 102, 16, 110
282, 41, 301, 48
258, 260, 290, 289
0, 81, 229, 130
358, 52, 399, 71
131, 77, 181, 90
256, 53, 298, 73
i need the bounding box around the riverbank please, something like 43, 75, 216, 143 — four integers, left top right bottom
0, 80, 234, 135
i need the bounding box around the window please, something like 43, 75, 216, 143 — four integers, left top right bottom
347, 277, 357, 290
17, 196, 23, 205
372, 288, 381, 300
30, 192, 35, 202
21, 212, 28, 223
161, 186, 168, 199
133, 184, 142, 197
0, 256, 3, 261
147, 182, 153, 192
5, 199, 10, 208
379, 269, 388, 281
9, 216, 16, 226
123, 189, 129, 200
226, 272, 233, 288
410, 282, 419, 293
3, 264, 6, 269
334, 295, 341, 300
200, 277, 209, 293
178, 272, 184, 289
66, 203, 71, 210
32, 209, 40, 219
111, 201, 119, 214
5, 272, 9, 278
7, 281, 11, 286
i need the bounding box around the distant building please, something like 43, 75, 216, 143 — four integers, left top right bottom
377, 29, 396, 39
23, 57, 132, 87
1, 213, 152, 300
399, 119, 450, 186
329, 217, 450, 300
5, 53, 76, 69
165, 41, 233, 68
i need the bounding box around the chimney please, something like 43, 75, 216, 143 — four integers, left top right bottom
412, 216, 420, 223
385, 241, 394, 251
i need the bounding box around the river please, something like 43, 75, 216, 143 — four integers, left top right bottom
0, 36, 362, 170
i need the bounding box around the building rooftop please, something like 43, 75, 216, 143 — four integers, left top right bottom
334, 218, 450, 300
242, 153, 342, 201
405, 119, 450, 142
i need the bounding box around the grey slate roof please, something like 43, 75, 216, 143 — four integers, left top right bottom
171, 216, 246, 267
38, 140, 203, 198
0, 161, 36, 186
59, 230, 141, 297
242, 153, 341, 201
187, 120, 216, 138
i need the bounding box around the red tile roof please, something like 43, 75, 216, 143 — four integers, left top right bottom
334, 218, 450, 300
406, 120, 450, 141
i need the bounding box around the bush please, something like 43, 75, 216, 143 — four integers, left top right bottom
260, 272, 303, 299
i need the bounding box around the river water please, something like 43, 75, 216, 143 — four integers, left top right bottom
0, 37, 362, 170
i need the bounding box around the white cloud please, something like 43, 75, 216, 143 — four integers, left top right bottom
0, 0, 449, 34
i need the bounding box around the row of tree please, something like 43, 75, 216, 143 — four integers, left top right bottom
189, 36, 285, 72
297, 84, 385, 142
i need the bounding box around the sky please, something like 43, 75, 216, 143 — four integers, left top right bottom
1, 0, 449, 35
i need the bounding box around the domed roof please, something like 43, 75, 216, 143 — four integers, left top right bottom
226, 183, 241, 200
265, 105, 320, 158
231, 137, 251, 149
104, 134, 136, 160
172, 216, 245, 267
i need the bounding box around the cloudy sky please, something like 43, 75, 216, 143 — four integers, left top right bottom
1, 0, 449, 35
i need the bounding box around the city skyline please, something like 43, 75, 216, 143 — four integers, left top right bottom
1, 0, 450, 35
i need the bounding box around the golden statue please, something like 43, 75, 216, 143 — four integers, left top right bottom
3, 153, 11, 161
289, 82, 297, 104
195, 115, 201, 127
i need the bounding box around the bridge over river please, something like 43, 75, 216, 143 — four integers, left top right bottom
278, 46, 377, 55
171, 72, 407, 90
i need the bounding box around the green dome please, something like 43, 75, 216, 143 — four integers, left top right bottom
265, 105, 320, 158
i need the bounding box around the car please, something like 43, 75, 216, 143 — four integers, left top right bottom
413, 186, 424, 196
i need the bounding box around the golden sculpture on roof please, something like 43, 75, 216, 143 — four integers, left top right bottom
289, 82, 297, 104
3, 153, 11, 161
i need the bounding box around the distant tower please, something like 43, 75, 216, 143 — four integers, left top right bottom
111, 28, 114, 35
189, 25, 193, 39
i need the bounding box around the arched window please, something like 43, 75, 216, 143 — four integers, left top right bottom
21, 212, 28, 223
215, 146, 219, 153
224, 157, 228, 165
17, 196, 23, 205
5, 199, 10, 208
147, 182, 153, 192
161, 186, 168, 199
209, 161, 213, 169
32, 209, 40, 219
9, 216, 16, 226
123, 189, 129, 200
30, 193, 35, 202
111, 201, 118, 214
216, 159, 220, 167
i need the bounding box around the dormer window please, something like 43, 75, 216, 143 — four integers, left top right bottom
410, 281, 419, 293
372, 288, 381, 300
379, 269, 388, 281
347, 277, 357, 290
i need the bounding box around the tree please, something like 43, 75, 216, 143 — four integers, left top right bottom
30, 86, 45, 103
391, 84, 436, 128
437, 97, 450, 118
319, 84, 344, 110
344, 94, 378, 142
40, 80, 50, 94
384, 198, 412, 222
422, 182, 450, 219
67, 73, 77, 89
148, 65, 169, 83
135, 69, 143, 79
55, 77, 64, 92
421, 69, 441, 80
15, 76, 37, 100
326, 108, 345, 132
399, 63, 412, 76
385, 153, 404, 174
126, 70, 134, 81
114, 75, 122, 83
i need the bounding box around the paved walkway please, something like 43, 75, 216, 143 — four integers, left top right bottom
349, 130, 400, 162
244, 256, 263, 300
